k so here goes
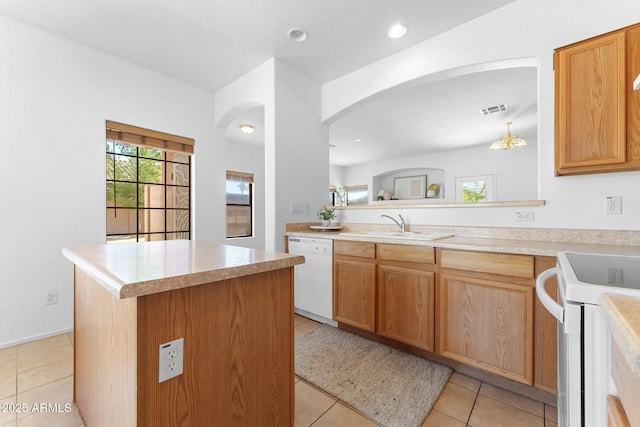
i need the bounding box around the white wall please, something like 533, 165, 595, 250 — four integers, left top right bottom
0, 16, 221, 347
215, 59, 329, 252
323, 0, 640, 230
225, 140, 265, 249
341, 141, 538, 203
330, 164, 345, 188
272, 61, 329, 251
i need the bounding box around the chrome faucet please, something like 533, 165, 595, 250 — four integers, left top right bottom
381, 214, 405, 232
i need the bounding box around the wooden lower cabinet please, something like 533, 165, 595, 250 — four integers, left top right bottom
611, 337, 640, 427
534, 257, 559, 394
332, 243, 558, 393
378, 264, 435, 351
607, 395, 632, 427
333, 257, 377, 332
438, 249, 535, 385
74, 266, 294, 427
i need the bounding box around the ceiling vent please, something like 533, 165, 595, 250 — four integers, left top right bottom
479, 104, 508, 115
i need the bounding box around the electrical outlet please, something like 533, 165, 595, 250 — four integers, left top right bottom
606, 196, 622, 215
159, 338, 184, 383
515, 212, 535, 222
607, 268, 623, 285
45, 290, 58, 305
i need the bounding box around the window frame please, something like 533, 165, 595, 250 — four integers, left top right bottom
226, 171, 254, 239
106, 121, 193, 244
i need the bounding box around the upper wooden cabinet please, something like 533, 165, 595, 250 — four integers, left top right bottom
555, 22, 640, 176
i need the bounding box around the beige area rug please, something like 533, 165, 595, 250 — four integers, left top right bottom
295, 325, 452, 427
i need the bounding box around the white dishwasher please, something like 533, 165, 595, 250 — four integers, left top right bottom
288, 237, 336, 326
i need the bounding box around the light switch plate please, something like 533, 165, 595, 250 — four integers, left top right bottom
159, 338, 184, 383
290, 202, 309, 214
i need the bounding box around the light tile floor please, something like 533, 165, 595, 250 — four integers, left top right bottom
0, 316, 558, 427
0, 332, 83, 427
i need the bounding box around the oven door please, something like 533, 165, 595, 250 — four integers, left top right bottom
559, 302, 582, 427
538, 266, 613, 427
582, 303, 612, 427
537, 267, 582, 427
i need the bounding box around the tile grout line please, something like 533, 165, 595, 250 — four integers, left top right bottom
13, 345, 17, 426
465, 381, 482, 427
307, 400, 337, 427
476, 388, 548, 422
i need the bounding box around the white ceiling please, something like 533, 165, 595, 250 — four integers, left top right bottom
0, 0, 532, 166
329, 66, 538, 166
0, 0, 517, 91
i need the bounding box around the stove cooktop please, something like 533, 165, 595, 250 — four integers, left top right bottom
566, 252, 640, 290
557, 252, 640, 305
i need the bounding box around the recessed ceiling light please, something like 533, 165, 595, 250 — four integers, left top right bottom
239, 124, 255, 134
355, 138, 362, 142
287, 28, 308, 42
388, 24, 407, 39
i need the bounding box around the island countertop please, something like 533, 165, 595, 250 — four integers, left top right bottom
63, 240, 305, 299
599, 294, 640, 375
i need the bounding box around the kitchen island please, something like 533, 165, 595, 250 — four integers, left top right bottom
62, 240, 304, 427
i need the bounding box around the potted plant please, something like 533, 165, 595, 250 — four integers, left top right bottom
317, 206, 336, 227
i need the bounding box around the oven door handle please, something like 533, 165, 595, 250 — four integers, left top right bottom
536, 267, 564, 323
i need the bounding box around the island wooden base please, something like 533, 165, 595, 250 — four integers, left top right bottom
74, 267, 294, 426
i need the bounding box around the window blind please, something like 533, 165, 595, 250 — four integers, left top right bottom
226, 170, 254, 183
106, 120, 194, 155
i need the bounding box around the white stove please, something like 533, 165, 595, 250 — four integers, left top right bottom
537, 252, 640, 427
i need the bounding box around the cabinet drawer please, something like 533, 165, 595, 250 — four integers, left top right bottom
378, 244, 435, 264
334, 240, 376, 259
441, 250, 534, 279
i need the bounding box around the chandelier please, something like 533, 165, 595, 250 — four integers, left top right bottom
490, 121, 527, 150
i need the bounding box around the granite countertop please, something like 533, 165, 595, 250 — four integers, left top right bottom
63, 240, 304, 299
285, 228, 640, 258
599, 294, 640, 376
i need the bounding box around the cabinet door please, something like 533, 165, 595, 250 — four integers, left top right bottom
378, 264, 435, 351
534, 257, 558, 394
607, 395, 632, 427
333, 258, 376, 332
627, 25, 640, 163
439, 274, 534, 385
555, 31, 627, 174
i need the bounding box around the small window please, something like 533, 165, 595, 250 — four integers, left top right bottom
226, 171, 253, 238
455, 174, 495, 203
106, 121, 193, 244
330, 185, 368, 206
345, 185, 368, 205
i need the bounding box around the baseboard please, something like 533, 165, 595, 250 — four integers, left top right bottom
0, 327, 74, 350
294, 308, 338, 327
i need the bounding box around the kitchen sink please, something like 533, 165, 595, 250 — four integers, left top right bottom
339, 231, 453, 241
